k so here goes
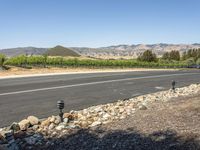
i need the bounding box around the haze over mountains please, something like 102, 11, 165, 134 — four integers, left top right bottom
0, 43, 200, 58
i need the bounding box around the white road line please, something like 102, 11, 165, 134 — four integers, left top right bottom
0, 72, 199, 96
155, 86, 165, 90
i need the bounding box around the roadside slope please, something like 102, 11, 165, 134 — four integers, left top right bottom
48, 94, 200, 150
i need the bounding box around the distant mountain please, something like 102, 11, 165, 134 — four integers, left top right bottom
1, 43, 200, 58
71, 43, 200, 58
0, 47, 48, 57
46, 45, 80, 57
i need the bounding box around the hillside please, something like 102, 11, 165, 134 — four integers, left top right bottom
0, 47, 48, 57
71, 43, 200, 58
46, 46, 80, 57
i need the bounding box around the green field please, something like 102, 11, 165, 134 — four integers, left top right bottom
3, 55, 188, 69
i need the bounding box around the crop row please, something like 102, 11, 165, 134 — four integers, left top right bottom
3, 55, 188, 68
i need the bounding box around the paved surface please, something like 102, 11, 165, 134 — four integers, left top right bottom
0, 70, 200, 127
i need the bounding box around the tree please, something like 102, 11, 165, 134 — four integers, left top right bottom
182, 51, 187, 60
169, 50, 180, 61
162, 50, 180, 61
137, 50, 157, 62
0, 54, 6, 68
182, 48, 200, 61
162, 52, 170, 60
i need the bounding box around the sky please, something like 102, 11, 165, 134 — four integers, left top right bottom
0, 0, 200, 49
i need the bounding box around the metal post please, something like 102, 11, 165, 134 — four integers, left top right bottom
172, 80, 176, 92
57, 100, 64, 122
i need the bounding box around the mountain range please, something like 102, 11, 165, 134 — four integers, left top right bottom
0, 44, 200, 58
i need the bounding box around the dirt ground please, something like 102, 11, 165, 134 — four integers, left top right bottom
0, 66, 177, 77
46, 94, 200, 150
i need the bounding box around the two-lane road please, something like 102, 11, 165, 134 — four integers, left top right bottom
0, 70, 200, 127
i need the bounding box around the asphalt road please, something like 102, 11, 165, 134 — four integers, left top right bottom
0, 70, 200, 127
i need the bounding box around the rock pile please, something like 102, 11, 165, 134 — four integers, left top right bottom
0, 83, 200, 149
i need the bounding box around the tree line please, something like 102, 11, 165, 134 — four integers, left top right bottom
137, 48, 200, 66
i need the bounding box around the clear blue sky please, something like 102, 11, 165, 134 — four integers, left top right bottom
0, 0, 200, 48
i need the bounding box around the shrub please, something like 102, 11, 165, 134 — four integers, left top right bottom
184, 58, 196, 66
196, 58, 200, 65
0, 53, 6, 67
137, 50, 157, 62
5, 55, 28, 67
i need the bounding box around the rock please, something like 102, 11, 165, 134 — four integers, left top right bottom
54, 116, 61, 125
94, 107, 102, 113
48, 123, 55, 130
9, 122, 20, 132
120, 115, 126, 119
67, 125, 79, 129
41, 119, 51, 127
138, 104, 147, 110
18, 119, 30, 131
0, 133, 5, 144
63, 113, 76, 120
0, 133, 3, 139
80, 121, 88, 128
49, 116, 56, 123
51, 131, 57, 137
69, 110, 75, 114
102, 113, 110, 120
90, 121, 102, 127
119, 108, 125, 114
55, 124, 65, 131
32, 125, 39, 131
63, 118, 69, 123
27, 116, 39, 126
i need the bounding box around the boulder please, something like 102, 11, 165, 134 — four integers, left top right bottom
27, 116, 39, 126
18, 119, 30, 131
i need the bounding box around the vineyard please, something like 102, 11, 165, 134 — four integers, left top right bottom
2, 55, 188, 69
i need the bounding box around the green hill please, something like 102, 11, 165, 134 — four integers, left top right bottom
46, 45, 80, 57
